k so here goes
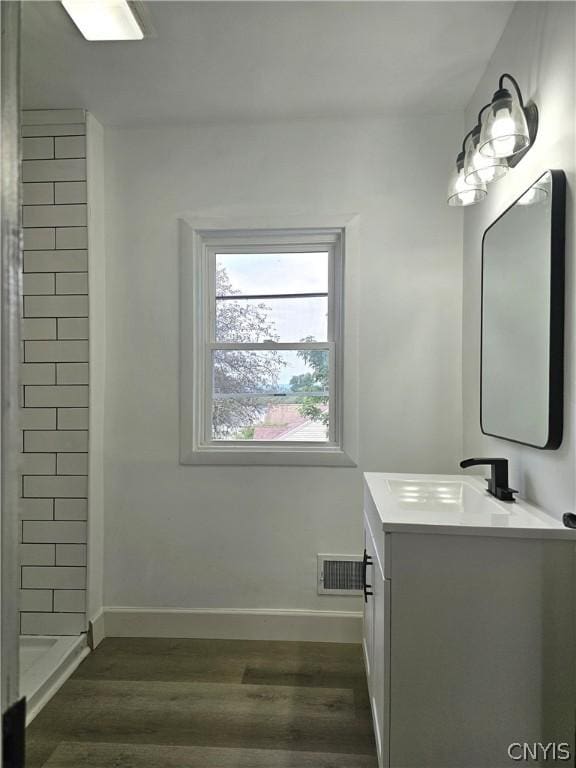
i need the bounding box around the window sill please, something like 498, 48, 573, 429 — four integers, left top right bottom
180, 445, 357, 467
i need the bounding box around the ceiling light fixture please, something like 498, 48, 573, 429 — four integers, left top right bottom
61, 0, 144, 41
447, 74, 538, 207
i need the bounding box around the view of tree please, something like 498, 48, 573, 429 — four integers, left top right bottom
213, 266, 284, 438
288, 372, 320, 392
295, 337, 329, 428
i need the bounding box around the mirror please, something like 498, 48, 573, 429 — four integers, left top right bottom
481, 170, 566, 449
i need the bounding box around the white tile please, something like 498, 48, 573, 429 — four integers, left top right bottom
55, 136, 86, 159
55, 544, 86, 567
23, 228, 55, 250
19, 498, 53, 520
20, 363, 55, 385
54, 498, 87, 520
57, 363, 89, 384
24, 430, 88, 453
20, 543, 55, 565
20, 453, 56, 475
57, 408, 88, 430
22, 273, 55, 296
24, 295, 88, 318
25, 340, 89, 362
22, 183, 54, 205
25, 385, 88, 408
22, 159, 86, 183
20, 408, 57, 430
22, 137, 54, 160
22, 318, 57, 340
22, 109, 86, 126
54, 181, 87, 204
21, 566, 85, 589
20, 589, 53, 612
23, 204, 86, 228
57, 318, 89, 339
21, 612, 86, 636
53, 589, 85, 612
57, 453, 88, 475
22, 123, 86, 137
56, 227, 88, 249
22, 521, 86, 544
23, 475, 87, 498
56, 273, 88, 295
24, 250, 87, 273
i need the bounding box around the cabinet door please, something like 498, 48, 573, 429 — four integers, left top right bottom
371, 560, 390, 768
362, 523, 375, 681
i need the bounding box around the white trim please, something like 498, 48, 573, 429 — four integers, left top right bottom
179, 215, 359, 467
87, 112, 106, 629
88, 608, 105, 650
102, 606, 362, 644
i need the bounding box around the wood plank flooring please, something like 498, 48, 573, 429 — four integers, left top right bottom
26, 638, 377, 767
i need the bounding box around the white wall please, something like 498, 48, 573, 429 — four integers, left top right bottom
103, 114, 463, 613
463, 1, 576, 520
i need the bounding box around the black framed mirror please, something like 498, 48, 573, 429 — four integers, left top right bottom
480, 169, 566, 449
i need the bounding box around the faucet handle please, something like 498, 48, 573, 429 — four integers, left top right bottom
489, 482, 518, 502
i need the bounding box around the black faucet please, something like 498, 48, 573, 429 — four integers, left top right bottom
460, 458, 518, 502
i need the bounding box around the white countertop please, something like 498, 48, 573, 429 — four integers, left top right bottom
364, 472, 576, 539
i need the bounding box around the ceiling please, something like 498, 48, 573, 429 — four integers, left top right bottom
22, 1, 514, 127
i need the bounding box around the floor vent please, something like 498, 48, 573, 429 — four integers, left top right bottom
317, 554, 363, 596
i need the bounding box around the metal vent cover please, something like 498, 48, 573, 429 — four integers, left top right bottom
317, 554, 363, 596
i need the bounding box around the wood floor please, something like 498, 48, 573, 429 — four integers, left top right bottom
26, 637, 378, 767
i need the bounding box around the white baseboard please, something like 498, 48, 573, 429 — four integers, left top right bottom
88, 608, 106, 649
102, 607, 362, 644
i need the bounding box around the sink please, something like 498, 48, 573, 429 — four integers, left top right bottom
364, 473, 576, 539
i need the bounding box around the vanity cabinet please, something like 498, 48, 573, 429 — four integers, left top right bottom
362, 473, 576, 768
363, 518, 390, 765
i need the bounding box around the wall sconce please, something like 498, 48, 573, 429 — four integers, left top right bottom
447, 150, 487, 207
447, 74, 538, 207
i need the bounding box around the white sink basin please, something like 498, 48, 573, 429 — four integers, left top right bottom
365, 472, 575, 538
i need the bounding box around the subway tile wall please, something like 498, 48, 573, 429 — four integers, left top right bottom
20, 109, 88, 636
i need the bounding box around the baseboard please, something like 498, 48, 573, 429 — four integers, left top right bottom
102, 607, 362, 644
88, 608, 106, 649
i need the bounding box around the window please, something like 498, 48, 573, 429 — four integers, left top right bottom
179, 223, 356, 466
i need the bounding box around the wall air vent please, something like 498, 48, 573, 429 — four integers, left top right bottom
317, 554, 363, 596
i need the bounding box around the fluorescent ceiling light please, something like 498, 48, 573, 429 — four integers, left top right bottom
61, 0, 144, 41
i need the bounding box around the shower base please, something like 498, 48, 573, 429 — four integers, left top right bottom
19, 635, 90, 723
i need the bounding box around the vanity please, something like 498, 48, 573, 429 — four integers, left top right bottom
363, 472, 576, 768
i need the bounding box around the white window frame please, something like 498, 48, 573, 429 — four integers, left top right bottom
179, 217, 358, 466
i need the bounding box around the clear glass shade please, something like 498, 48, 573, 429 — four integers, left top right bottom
447, 164, 487, 207
516, 179, 550, 206
464, 131, 508, 185
479, 93, 530, 158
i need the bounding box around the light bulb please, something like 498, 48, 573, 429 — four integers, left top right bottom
488, 109, 517, 157
479, 88, 530, 159
464, 127, 508, 186
447, 163, 486, 207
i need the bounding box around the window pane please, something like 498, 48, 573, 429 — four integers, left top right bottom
216, 252, 329, 297
216, 296, 328, 343
213, 349, 329, 395
212, 395, 329, 442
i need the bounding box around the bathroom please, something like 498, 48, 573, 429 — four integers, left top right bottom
0, 1, 575, 766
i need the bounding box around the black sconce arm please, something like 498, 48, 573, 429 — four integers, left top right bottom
498, 73, 526, 108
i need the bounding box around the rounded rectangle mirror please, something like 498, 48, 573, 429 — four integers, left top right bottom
481, 169, 566, 449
